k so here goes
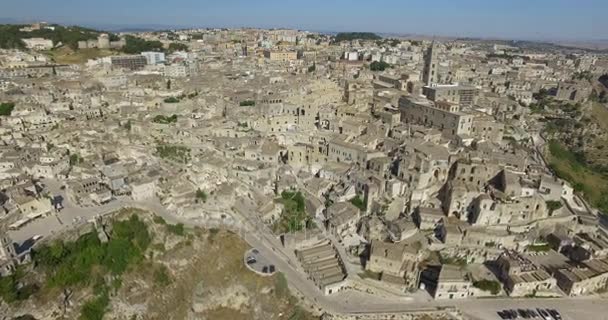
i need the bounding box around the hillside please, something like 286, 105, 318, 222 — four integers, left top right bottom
0, 24, 111, 50
334, 32, 381, 42
0, 209, 318, 320
540, 79, 608, 213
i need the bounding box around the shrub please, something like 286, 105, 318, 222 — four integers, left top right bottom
153, 265, 172, 287
473, 280, 501, 295
0, 102, 15, 116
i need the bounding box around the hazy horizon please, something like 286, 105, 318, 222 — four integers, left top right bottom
2, 0, 607, 41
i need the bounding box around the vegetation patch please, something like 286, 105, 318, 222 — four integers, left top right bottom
273, 191, 313, 233
334, 32, 381, 42
369, 61, 391, 71
156, 144, 191, 163
350, 195, 367, 211
473, 280, 501, 295
546, 200, 563, 214
152, 114, 178, 124
239, 100, 256, 107
0, 102, 15, 116
546, 140, 608, 214
0, 24, 106, 50
526, 243, 551, 252
195, 189, 208, 203
123, 35, 163, 54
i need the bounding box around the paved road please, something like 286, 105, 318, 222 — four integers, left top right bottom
9, 179, 608, 319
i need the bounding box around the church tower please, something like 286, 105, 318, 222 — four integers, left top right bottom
422, 41, 438, 86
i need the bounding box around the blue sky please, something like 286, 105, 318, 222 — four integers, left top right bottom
2, 0, 606, 40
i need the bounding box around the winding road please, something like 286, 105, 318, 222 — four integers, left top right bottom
7, 178, 608, 320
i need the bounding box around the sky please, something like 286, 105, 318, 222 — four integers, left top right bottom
2, 0, 607, 40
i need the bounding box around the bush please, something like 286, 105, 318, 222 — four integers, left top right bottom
369, 61, 390, 71
152, 114, 178, 124
196, 189, 207, 203
123, 35, 163, 54
153, 265, 172, 287
0, 102, 15, 116
153, 216, 167, 225
163, 97, 180, 103
33, 215, 152, 287
80, 290, 109, 320
546, 201, 563, 213
350, 195, 366, 211
274, 191, 309, 233
473, 280, 501, 295
165, 223, 185, 236
239, 100, 255, 107
156, 144, 191, 163
168, 42, 188, 52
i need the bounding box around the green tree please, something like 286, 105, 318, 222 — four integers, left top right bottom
123, 35, 163, 54
473, 280, 501, 295
369, 61, 390, 71
0, 102, 15, 116
334, 32, 381, 42
168, 42, 188, 52
80, 290, 109, 320
196, 189, 208, 203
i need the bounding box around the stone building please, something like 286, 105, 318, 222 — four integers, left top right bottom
555, 81, 592, 103
366, 240, 420, 289
555, 256, 608, 296
434, 264, 474, 300
496, 250, 557, 297
423, 84, 479, 107
398, 96, 473, 138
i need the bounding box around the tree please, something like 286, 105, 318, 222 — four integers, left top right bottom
166, 79, 171, 90
369, 61, 390, 71
307, 63, 316, 73
473, 280, 501, 295
546, 201, 563, 214
0, 102, 15, 116
80, 290, 109, 320
123, 35, 163, 54
168, 42, 188, 52
334, 32, 381, 42
350, 195, 366, 211
163, 97, 180, 103
196, 189, 208, 203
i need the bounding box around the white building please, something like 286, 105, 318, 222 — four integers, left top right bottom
141, 51, 166, 65
22, 38, 54, 50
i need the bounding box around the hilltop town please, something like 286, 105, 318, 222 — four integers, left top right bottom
1, 22, 608, 320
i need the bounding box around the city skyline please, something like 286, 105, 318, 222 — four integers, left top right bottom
2, 0, 607, 41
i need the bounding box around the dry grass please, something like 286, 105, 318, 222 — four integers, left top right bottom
44, 47, 117, 64
118, 225, 317, 320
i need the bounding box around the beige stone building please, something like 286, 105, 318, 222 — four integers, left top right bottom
367, 240, 420, 288
496, 251, 557, 297
434, 264, 474, 300
398, 96, 473, 138
264, 50, 298, 62
555, 256, 608, 296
